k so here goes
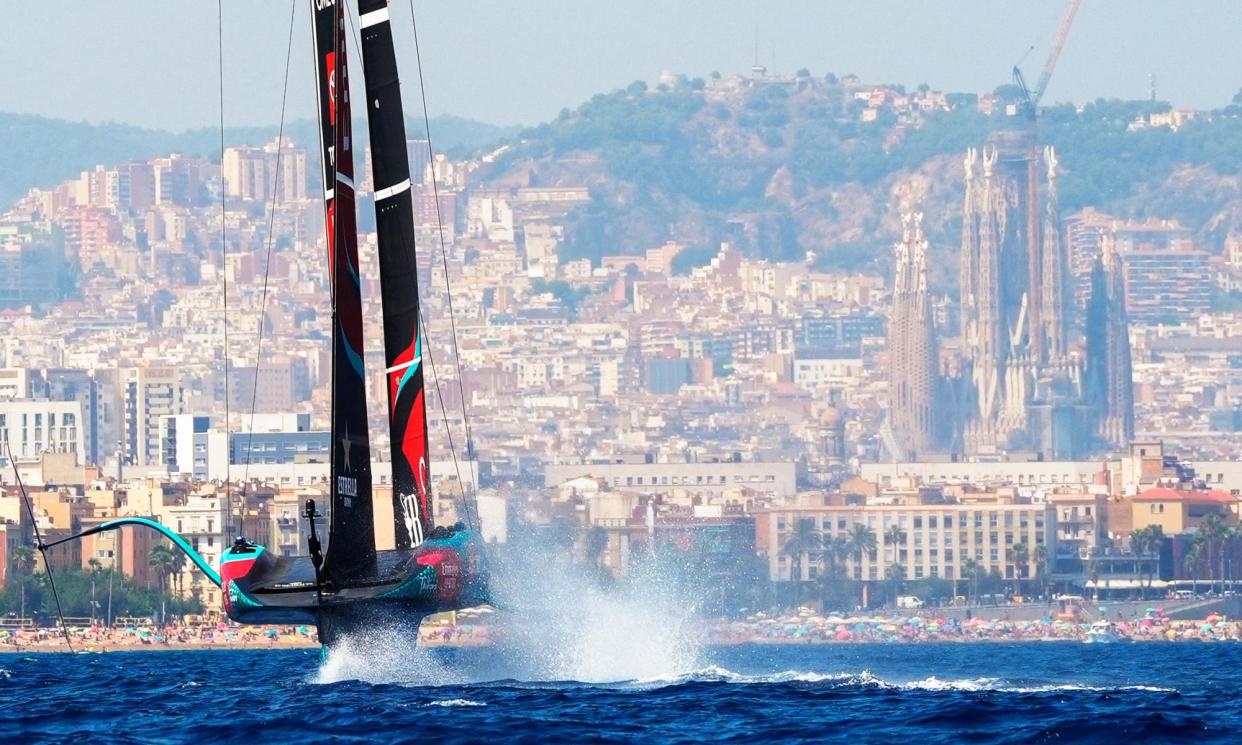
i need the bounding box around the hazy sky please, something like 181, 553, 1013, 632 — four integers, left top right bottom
7, 1, 1242, 131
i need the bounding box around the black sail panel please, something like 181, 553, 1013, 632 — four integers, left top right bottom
356, 0, 435, 549
311, 0, 377, 583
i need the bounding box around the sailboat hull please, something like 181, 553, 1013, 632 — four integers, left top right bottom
220, 529, 490, 644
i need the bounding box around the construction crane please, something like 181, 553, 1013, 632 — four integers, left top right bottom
1010, 0, 1081, 362
1013, 0, 1082, 120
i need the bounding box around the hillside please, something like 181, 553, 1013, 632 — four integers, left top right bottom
478, 74, 1242, 292
0, 112, 516, 211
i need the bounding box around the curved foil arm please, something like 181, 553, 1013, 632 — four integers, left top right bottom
42, 517, 222, 588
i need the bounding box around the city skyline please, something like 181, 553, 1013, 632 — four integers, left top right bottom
5, 1, 1242, 131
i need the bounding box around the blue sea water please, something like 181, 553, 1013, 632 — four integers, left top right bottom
2, 642, 1239, 744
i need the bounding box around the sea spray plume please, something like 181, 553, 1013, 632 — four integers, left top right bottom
487, 526, 709, 683
314, 621, 465, 686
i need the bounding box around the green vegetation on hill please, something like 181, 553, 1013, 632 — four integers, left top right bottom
481, 77, 1242, 283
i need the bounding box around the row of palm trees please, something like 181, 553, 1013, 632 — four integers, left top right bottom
781, 519, 878, 582
10, 540, 186, 596
1183, 512, 1239, 595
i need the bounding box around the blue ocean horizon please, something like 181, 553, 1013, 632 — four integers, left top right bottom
2, 642, 1238, 743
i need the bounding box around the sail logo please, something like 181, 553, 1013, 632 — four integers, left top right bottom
315, 0, 335, 9
400, 492, 423, 546
326, 53, 337, 126
338, 475, 358, 498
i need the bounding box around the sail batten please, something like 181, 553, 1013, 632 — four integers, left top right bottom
311, 0, 377, 585
357, 0, 435, 550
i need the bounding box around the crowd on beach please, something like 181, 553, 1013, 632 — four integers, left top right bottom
7, 606, 1242, 652
707, 607, 1242, 644
0, 617, 493, 652
0, 622, 319, 652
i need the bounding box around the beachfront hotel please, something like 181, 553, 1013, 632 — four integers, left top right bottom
755, 492, 1052, 585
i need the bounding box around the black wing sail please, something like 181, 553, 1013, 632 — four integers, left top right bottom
311, 0, 377, 584
356, 0, 435, 550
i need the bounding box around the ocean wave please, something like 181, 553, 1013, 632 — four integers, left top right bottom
424, 699, 486, 707
632, 667, 1176, 694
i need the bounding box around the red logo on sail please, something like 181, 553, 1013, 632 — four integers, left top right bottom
326, 52, 337, 126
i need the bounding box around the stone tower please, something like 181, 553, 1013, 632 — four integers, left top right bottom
888, 210, 939, 459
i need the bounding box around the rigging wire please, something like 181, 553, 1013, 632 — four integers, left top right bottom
6, 442, 74, 653
407, 1, 478, 526
217, 0, 234, 536
241, 0, 298, 515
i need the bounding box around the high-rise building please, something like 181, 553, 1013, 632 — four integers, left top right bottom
0, 400, 84, 464
222, 141, 308, 203
887, 211, 939, 459
1064, 211, 1207, 325
117, 366, 188, 468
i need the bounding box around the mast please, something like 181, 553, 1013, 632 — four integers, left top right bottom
311, 0, 377, 583
356, 0, 435, 549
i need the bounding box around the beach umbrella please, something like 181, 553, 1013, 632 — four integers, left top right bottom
835, 629, 850, 641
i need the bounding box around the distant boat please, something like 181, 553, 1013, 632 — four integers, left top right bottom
1085, 620, 1121, 644
48, 0, 489, 650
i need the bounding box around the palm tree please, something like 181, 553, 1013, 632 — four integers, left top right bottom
819, 535, 851, 572
1032, 544, 1049, 600
781, 518, 822, 603
1009, 542, 1030, 597
1201, 513, 1230, 595
884, 562, 907, 607
148, 544, 179, 595
884, 525, 907, 563
1185, 536, 1205, 593
846, 523, 877, 606
1129, 525, 1164, 596
11, 545, 37, 577
87, 557, 103, 575
961, 558, 981, 603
